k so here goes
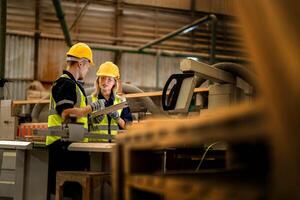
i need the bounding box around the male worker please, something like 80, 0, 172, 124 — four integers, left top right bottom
47, 42, 95, 198
47, 42, 94, 144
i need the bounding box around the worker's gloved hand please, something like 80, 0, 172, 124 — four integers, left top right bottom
108, 111, 120, 120
98, 99, 105, 108
90, 99, 106, 111
62, 107, 85, 120
92, 114, 104, 123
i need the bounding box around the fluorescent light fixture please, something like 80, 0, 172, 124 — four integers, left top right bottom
186, 57, 199, 61
182, 25, 198, 34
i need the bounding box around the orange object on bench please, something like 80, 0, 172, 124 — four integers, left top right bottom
17, 123, 48, 137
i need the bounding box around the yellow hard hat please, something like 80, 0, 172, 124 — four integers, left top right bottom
96, 61, 120, 79
66, 42, 94, 65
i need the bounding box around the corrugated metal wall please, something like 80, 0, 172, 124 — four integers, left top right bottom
121, 53, 156, 88
158, 56, 181, 88
195, 0, 238, 15
85, 50, 115, 85
3, 0, 248, 99
4, 81, 30, 100
124, 0, 191, 10
119, 53, 181, 89
7, 0, 35, 33
121, 6, 192, 50
39, 0, 116, 44
124, 0, 239, 16
37, 38, 115, 84
38, 38, 68, 82
4, 35, 34, 100
5, 35, 34, 80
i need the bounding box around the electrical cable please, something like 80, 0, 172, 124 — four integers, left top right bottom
195, 141, 221, 171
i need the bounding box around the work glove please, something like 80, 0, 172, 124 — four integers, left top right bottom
108, 111, 120, 120
90, 99, 106, 112
92, 114, 104, 123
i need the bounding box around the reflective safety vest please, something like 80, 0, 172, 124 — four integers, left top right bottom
89, 94, 123, 142
47, 74, 88, 145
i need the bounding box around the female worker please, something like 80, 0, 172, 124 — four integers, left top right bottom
62, 61, 132, 140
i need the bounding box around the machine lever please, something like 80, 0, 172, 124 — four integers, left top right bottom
162, 73, 194, 111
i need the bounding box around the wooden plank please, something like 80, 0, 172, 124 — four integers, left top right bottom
12, 88, 209, 105
68, 142, 115, 153
126, 174, 265, 200
112, 144, 124, 200
91, 101, 129, 117
117, 101, 267, 149
125, 88, 208, 98
13, 99, 50, 105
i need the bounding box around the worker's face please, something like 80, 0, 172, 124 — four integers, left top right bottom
78, 60, 90, 79
99, 76, 115, 93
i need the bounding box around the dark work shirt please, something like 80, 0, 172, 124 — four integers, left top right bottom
51, 70, 87, 115
98, 92, 133, 131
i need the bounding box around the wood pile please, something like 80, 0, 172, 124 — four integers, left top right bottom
26, 81, 49, 100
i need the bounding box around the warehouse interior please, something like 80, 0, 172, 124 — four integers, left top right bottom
0, 0, 299, 199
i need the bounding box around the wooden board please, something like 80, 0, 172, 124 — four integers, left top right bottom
12, 87, 209, 105
68, 142, 115, 153
117, 101, 267, 149
125, 174, 265, 200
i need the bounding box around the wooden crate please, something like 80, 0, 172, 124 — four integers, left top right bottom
112, 101, 270, 200
125, 174, 265, 200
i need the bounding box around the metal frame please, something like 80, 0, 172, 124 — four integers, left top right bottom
137, 14, 217, 55
52, 0, 72, 47
51, 0, 220, 62
180, 58, 235, 83
68, 0, 91, 32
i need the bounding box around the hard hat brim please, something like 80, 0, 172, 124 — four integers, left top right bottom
97, 73, 119, 79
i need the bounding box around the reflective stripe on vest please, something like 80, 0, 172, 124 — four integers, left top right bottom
47, 74, 88, 145
89, 94, 123, 142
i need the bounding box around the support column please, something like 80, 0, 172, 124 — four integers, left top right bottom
0, 0, 7, 99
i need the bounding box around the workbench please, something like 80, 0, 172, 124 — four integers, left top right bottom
0, 141, 115, 200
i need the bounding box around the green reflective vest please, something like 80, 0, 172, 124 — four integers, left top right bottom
47, 73, 88, 145
89, 94, 123, 142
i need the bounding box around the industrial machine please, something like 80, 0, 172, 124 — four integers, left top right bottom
33, 101, 129, 142
160, 58, 256, 175
162, 58, 255, 113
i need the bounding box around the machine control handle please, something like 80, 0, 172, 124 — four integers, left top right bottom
162, 73, 194, 111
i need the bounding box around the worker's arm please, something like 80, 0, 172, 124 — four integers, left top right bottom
116, 107, 133, 129
62, 106, 92, 119
120, 107, 133, 125
52, 78, 77, 115
62, 99, 104, 119
108, 111, 127, 129
118, 118, 126, 129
